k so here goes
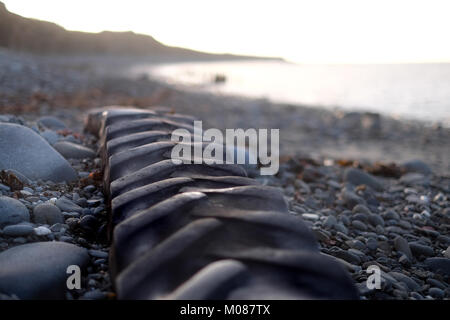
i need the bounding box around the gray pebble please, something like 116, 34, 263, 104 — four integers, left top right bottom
33, 203, 64, 225
88, 249, 108, 259
81, 290, 106, 300
351, 220, 367, 231
2, 224, 34, 237
394, 236, 414, 261
409, 242, 434, 258
55, 197, 83, 213
366, 238, 378, 251
428, 287, 444, 299
0, 196, 30, 227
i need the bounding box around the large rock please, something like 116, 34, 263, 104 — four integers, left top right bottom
37, 116, 67, 131
0, 242, 89, 299
401, 159, 432, 175
343, 168, 384, 191
33, 203, 64, 225
0, 196, 30, 227
0, 123, 77, 182
53, 141, 96, 159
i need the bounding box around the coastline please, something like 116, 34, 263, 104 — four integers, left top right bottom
1, 49, 448, 175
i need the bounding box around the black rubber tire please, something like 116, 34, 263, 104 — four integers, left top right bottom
86, 106, 358, 300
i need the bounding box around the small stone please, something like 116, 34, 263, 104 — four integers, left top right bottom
433, 193, 446, 202
0, 196, 30, 227
383, 210, 399, 220
366, 237, 378, 251
394, 236, 414, 261
389, 272, 420, 291
424, 258, 450, 277
37, 116, 67, 131
81, 290, 106, 300
341, 190, 365, 209
347, 239, 366, 251
426, 279, 446, 290
351, 220, 367, 231
400, 173, 429, 186
428, 287, 444, 299
399, 254, 411, 267
312, 229, 330, 242
368, 213, 384, 227
444, 247, 450, 259
83, 185, 96, 193
343, 168, 384, 191
335, 223, 348, 235
302, 213, 319, 221
33, 203, 64, 225
410, 292, 424, 300
330, 248, 361, 265
40, 130, 60, 145
59, 236, 73, 242
34, 226, 52, 236
0, 183, 10, 192
88, 249, 108, 259
63, 212, 80, 218
401, 159, 432, 175
323, 216, 337, 229
409, 242, 434, 258
13, 237, 27, 244
2, 224, 34, 237
86, 199, 102, 207
352, 204, 371, 215
49, 223, 66, 232
53, 141, 96, 159
79, 215, 98, 233
55, 197, 83, 213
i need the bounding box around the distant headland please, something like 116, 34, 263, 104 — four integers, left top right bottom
0, 1, 283, 62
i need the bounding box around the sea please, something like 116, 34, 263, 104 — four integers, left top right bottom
129, 60, 450, 126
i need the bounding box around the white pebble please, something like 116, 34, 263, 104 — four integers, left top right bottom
34, 226, 52, 236
421, 210, 431, 218
302, 213, 320, 221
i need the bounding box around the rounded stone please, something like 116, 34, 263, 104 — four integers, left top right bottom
37, 116, 67, 131
351, 220, 367, 231
428, 287, 444, 299
424, 258, 450, 277
53, 141, 96, 159
0, 196, 30, 227
33, 203, 64, 225
393, 236, 413, 260
0, 123, 77, 182
402, 159, 432, 175
79, 215, 98, 233
0, 241, 89, 299
409, 242, 434, 258
2, 224, 34, 237
343, 168, 384, 191
55, 197, 83, 213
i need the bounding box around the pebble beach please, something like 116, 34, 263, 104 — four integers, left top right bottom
0, 48, 449, 300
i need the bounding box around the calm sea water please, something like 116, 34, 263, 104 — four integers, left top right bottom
131, 60, 450, 125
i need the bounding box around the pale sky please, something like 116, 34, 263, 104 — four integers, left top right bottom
4, 0, 450, 63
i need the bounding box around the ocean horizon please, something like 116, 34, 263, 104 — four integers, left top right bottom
129, 60, 450, 126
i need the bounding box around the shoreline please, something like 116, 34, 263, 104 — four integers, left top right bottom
1, 49, 449, 175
